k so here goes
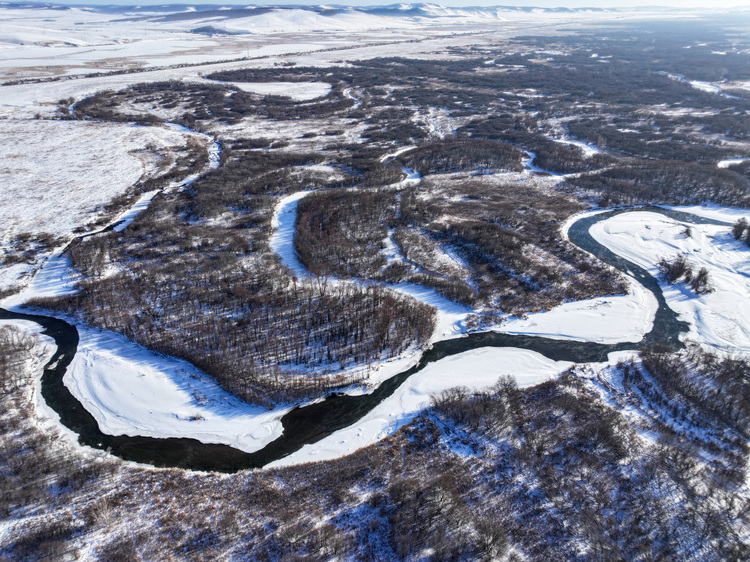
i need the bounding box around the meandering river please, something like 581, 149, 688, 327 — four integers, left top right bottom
0, 204, 730, 472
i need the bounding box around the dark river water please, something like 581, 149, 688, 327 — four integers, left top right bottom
0, 206, 729, 472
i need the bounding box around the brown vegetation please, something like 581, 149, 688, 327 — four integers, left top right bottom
2, 329, 747, 560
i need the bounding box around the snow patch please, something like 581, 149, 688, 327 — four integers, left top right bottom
208, 80, 332, 101
63, 324, 288, 454
268, 347, 571, 467
590, 209, 750, 354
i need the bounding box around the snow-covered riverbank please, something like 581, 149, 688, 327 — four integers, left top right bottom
6, 184, 748, 468
65, 325, 289, 454
590, 208, 750, 354
268, 347, 574, 468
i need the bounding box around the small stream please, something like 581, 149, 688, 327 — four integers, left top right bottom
0, 206, 730, 472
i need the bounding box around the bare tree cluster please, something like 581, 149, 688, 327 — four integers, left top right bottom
657, 254, 714, 294
2, 327, 748, 560
642, 346, 750, 438
732, 217, 750, 246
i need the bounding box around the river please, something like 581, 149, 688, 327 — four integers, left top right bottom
0, 203, 730, 472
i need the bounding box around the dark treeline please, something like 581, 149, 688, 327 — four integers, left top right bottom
75, 79, 356, 127
400, 139, 524, 176
657, 254, 714, 294
732, 217, 750, 246
398, 178, 626, 317
575, 160, 750, 207
36, 183, 435, 407
567, 116, 750, 162
188, 148, 338, 220
295, 190, 480, 305
296, 190, 392, 278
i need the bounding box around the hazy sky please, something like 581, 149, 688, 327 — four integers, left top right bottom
48, 1, 750, 7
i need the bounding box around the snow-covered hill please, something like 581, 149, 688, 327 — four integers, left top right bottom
0, 3, 664, 81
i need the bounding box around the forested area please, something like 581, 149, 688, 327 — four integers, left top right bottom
3, 330, 747, 560
44, 18, 750, 409
34, 190, 434, 406
294, 177, 625, 319
575, 161, 750, 207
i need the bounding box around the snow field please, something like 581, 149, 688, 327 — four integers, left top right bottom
205, 80, 332, 101
0, 120, 211, 291
590, 210, 750, 354
0, 4, 551, 83
718, 158, 750, 168
268, 347, 572, 468
552, 135, 602, 157
64, 325, 288, 454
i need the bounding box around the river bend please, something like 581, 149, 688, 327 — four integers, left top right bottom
0, 205, 731, 471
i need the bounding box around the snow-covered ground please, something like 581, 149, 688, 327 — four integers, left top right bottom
268, 347, 572, 468
379, 145, 417, 163
590, 209, 750, 354
717, 157, 750, 168
0, 120, 214, 292
553, 135, 602, 158
65, 324, 288, 454
499, 274, 656, 344
205, 80, 332, 101
269, 190, 316, 280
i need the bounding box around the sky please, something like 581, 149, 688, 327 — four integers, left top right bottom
42, 0, 750, 7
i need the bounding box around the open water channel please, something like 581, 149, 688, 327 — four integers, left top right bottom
0, 207, 729, 472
